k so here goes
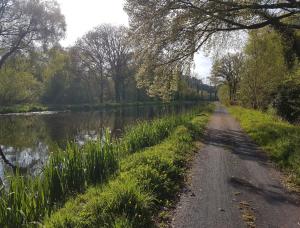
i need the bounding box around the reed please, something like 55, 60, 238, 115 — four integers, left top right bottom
0, 131, 118, 227
85, 129, 118, 185
0, 172, 48, 227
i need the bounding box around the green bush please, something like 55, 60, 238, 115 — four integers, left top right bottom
273, 78, 300, 123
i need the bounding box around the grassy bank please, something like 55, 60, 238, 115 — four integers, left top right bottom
0, 100, 203, 114
0, 104, 48, 114
44, 113, 211, 227
0, 104, 213, 227
229, 106, 300, 184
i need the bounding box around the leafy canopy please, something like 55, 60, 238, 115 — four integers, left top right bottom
0, 0, 66, 68
125, 0, 300, 64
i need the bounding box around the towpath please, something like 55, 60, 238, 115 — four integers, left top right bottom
172, 104, 300, 228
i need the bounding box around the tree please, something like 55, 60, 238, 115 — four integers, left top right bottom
73, 28, 107, 103
217, 84, 231, 105
135, 53, 183, 101
211, 53, 244, 103
42, 47, 72, 104
125, 0, 300, 66
100, 25, 132, 103
239, 29, 287, 109
0, 57, 42, 105
273, 64, 300, 123
73, 25, 132, 103
0, 0, 66, 68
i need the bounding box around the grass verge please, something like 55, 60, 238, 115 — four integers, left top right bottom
44, 113, 211, 227
229, 106, 300, 184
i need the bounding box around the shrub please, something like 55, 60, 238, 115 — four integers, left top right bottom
273, 78, 300, 123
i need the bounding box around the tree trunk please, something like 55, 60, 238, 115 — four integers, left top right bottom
121, 79, 126, 103
114, 78, 120, 103
99, 70, 104, 103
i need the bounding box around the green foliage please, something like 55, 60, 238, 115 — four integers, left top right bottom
0, 66, 42, 105
0, 0, 65, 68
45, 177, 154, 228
0, 101, 172, 114
273, 64, 300, 123
44, 112, 211, 227
125, 0, 299, 81
0, 24, 212, 107
213, 27, 300, 120
136, 57, 181, 101
42, 49, 72, 104
211, 53, 243, 103
239, 29, 287, 109
0, 172, 48, 228
229, 107, 300, 183
217, 84, 230, 105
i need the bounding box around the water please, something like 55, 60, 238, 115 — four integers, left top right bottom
0, 103, 199, 178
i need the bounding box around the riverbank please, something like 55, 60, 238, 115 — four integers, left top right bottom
0, 100, 209, 115
0, 103, 214, 227
229, 106, 300, 185
44, 107, 212, 227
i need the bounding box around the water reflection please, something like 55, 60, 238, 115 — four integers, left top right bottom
0, 103, 199, 179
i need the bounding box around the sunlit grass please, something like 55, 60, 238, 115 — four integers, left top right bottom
0, 104, 48, 114
229, 106, 300, 183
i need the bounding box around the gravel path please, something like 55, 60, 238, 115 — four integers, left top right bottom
172, 104, 300, 228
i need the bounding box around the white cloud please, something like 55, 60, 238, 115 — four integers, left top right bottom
57, 0, 128, 46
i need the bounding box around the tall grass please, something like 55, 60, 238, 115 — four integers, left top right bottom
0, 172, 48, 227
0, 130, 118, 227
122, 116, 184, 154
120, 104, 213, 155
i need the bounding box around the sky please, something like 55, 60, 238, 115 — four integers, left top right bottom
56, 0, 212, 80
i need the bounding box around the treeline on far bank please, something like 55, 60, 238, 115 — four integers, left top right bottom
0, 25, 215, 109
211, 27, 300, 124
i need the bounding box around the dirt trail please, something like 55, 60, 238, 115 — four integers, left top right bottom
172, 104, 300, 228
